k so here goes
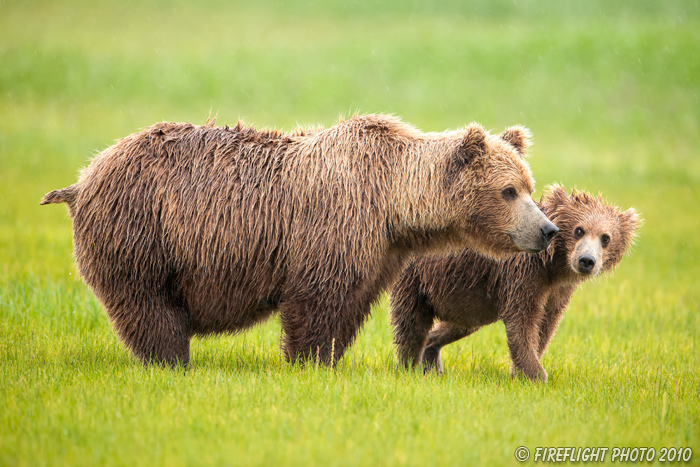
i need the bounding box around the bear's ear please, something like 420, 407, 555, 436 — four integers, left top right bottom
541, 184, 569, 214
454, 123, 486, 168
500, 126, 531, 156
619, 207, 642, 242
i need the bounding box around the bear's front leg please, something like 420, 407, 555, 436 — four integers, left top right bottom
503, 316, 548, 382
537, 288, 575, 360
280, 296, 371, 366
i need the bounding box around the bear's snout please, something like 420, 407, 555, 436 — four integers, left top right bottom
571, 237, 603, 277
578, 254, 596, 273
506, 197, 558, 253
539, 223, 559, 247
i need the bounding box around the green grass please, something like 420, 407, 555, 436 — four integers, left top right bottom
1, 1, 699, 465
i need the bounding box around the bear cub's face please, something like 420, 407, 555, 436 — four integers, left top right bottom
543, 185, 640, 278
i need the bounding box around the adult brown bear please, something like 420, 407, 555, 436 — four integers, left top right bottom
41, 114, 557, 367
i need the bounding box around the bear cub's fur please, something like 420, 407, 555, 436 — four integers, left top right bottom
390, 184, 640, 381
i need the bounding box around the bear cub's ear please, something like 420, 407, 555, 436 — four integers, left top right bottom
620, 207, 642, 242
454, 123, 487, 168
541, 184, 569, 213
500, 126, 531, 156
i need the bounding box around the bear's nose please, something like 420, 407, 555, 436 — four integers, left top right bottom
540, 223, 559, 245
578, 254, 595, 272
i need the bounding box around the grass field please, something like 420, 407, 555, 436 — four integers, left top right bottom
1, 1, 699, 465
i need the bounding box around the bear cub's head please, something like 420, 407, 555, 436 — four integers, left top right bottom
542, 184, 641, 278
451, 125, 558, 258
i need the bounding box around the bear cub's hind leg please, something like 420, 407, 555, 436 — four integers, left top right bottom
391, 289, 435, 370
422, 322, 477, 374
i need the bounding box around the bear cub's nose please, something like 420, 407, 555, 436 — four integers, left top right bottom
578, 254, 596, 272
540, 223, 559, 246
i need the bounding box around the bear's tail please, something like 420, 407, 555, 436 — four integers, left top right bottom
40, 184, 78, 206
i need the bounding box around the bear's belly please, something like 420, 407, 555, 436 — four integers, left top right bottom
187, 298, 279, 335
181, 272, 282, 335
433, 288, 499, 329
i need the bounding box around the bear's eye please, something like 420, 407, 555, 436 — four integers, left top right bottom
574, 227, 585, 238
601, 234, 610, 246
501, 187, 517, 200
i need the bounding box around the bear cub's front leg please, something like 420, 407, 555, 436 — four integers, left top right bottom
503, 316, 548, 382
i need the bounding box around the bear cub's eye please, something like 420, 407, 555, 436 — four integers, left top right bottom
574, 227, 585, 238
501, 187, 517, 200
601, 234, 610, 246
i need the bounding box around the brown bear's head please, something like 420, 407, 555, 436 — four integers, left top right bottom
541, 184, 641, 278
450, 125, 558, 259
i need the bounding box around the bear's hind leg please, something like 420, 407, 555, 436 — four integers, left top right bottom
422, 322, 477, 374
107, 294, 191, 368
390, 290, 435, 370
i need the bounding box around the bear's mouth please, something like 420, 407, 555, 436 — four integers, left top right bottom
572, 260, 601, 277
505, 231, 547, 254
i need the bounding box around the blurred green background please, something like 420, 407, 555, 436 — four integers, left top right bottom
1, 1, 698, 466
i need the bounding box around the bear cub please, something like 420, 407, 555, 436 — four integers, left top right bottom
390, 184, 640, 382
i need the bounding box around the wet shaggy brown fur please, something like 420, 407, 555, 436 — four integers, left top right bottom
390, 185, 640, 381
41, 114, 553, 368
